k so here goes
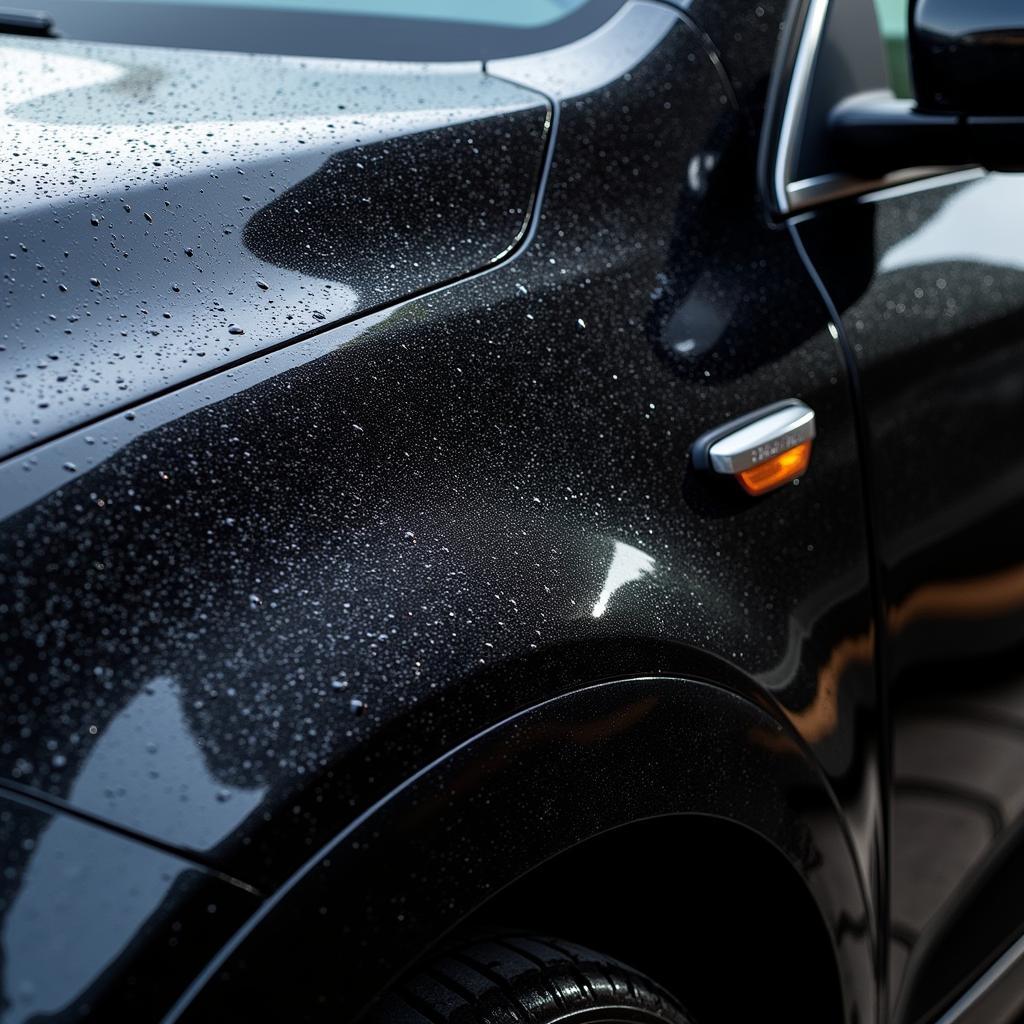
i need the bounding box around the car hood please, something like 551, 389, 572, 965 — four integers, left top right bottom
0, 36, 549, 459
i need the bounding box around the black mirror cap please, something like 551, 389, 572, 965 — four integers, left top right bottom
912, 0, 1024, 115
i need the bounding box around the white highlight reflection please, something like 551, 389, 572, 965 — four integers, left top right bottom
591, 541, 655, 618
881, 175, 1024, 272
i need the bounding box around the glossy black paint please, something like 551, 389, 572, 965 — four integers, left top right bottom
0, 789, 259, 1022
0, 0, 912, 1021
172, 676, 870, 1021
827, 0, 1024, 181
798, 170, 1024, 1020
0, 39, 548, 458
912, 0, 1024, 116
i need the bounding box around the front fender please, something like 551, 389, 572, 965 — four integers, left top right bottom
168, 674, 876, 1023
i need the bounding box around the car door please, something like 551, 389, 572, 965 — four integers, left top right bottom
765, 0, 1024, 1019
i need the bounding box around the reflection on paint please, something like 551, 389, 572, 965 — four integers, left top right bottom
69, 675, 266, 851
881, 175, 1024, 272
0, 815, 181, 1024
591, 541, 655, 618
777, 561, 1024, 746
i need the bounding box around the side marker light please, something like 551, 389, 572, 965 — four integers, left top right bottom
690, 400, 816, 497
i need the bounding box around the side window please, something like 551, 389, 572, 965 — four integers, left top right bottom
873, 0, 911, 97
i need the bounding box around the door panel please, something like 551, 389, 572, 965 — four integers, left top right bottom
796, 172, 1024, 1021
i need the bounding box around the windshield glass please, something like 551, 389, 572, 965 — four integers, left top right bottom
2, 0, 621, 59
83, 0, 590, 25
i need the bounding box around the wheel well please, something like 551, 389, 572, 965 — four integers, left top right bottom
460, 813, 843, 1023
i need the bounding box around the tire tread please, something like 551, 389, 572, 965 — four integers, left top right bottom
371, 934, 694, 1024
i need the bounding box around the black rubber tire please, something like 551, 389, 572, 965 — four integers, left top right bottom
371, 934, 696, 1024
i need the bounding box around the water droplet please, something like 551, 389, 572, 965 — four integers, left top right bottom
256, 279, 269, 290
228, 324, 245, 335
89, 277, 100, 287
248, 593, 263, 609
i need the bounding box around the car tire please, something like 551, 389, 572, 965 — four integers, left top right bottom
372, 934, 696, 1023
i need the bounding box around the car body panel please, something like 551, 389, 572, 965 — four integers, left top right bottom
0, 1, 886, 1020
1, 0, 875, 874
0, 789, 259, 1023
797, 165, 1024, 1021
0, 36, 549, 458
761, 0, 1024, 1009
168, 675, 873, 1022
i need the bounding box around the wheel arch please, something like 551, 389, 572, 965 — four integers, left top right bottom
170, 674, 876, 1023
464, 812, 845, 1022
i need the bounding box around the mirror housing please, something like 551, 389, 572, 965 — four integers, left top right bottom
912, 0, 1024, 116
830, 0, 1024, 176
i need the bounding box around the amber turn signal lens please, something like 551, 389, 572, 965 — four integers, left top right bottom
736, 440, 813, 496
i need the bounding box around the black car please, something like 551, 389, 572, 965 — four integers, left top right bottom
2, 0, 1024, 1020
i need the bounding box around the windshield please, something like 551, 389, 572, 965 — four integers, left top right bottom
86, 0, 590, 26
2, 0, 622, 59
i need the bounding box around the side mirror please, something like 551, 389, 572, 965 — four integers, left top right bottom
831, 0, 1024, 175
912, 0, 1024, 116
